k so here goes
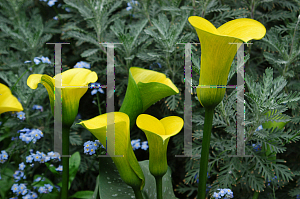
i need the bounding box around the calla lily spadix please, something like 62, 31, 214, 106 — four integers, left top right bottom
188, 16, 266, 108
0, 83, 23, 114
27, 68, 97, 127
79, 112, 145, 191
136, 114, 183, 177
119, 67, 179, 129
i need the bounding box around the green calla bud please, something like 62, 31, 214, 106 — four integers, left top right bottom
119, 67, 179, 129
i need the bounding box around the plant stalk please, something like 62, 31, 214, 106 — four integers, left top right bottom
133, 187, 144, 199
252, 191, 259, 199
155, 176, 163, 199
197, 107, 214, 199
61, 125, 70, 199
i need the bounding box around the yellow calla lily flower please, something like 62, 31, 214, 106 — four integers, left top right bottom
120, 67, 179, 129
27, 68, 97, 126
79, 112, 145, 190
0, 83, 23, 114
136, 114, 183, 177
188, 16, 266, 108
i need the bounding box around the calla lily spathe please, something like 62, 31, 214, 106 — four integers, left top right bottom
188, 16, 266, 108
0, 83, 23, 114
136, 114, 183, 177
79, 112, 145, 190
120, 67, 179, 129
27, 68, 97, 126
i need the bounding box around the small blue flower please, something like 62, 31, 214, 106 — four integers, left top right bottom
38, 186, 47, 194
213, 192, 221, 199
31, 191, 38, 198
65, 7, 71, 12
44, 184, 53, 192
34, 177, 42, 182
19, 183, 27, 195
213, 188, 234, 198
26, 155, 33, 163
223, 188, 234, 198
53, 16, 58, 20
83, 140, 99, 155
19, 162, 26, 170
13, 170, 25, 182
11, 184, 20, 194
91, 88, 105, 95
32, 105, 43, 112
131, 0, 139, 5
131, 139, 141, 150
33, 57, 41, 65
17, 111, 26, 120
1, 150, 8, 160
24, 60, 31, 63
252, 143, 262, 152
126, 2, 132, 11
56, 165, 63, 172
47, 0, 57, 7
89, 83, 104, 95
255, 125, 263, 131
127, 0, 139, 11
23, 194, 31, 199
74, 61, 90, 69
31, 129, 43, 140
89, 83, 100, 88
47, 151, 61, 161
141, 141, 148, 150
219, 189, 226, 197
40, 56, 51, 64
33, 153, 41, 162
0, 150, 9, 163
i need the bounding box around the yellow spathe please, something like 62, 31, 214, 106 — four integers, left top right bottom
188, 16, 266, 108
136, 114, 183, 177
27, 68, 97, 126
0, 83, 23, 114
79, 112, 145, 190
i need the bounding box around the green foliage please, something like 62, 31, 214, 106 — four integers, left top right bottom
1, 0, 300, 198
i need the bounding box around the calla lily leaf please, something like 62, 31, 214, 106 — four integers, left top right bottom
98, 158, 178, 199
0, 83, 23, 114
98, 157, 136, 199
27, 68, 97, 126
136, 114, 183, 177
79, 112, 145, 190
188, 16, 266, 108
120, 67, 179, 129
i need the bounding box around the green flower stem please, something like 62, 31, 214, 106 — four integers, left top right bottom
252, 191, 259, 199
132, 187, 144, 199
197, 107, 214, 199
61, 125, 70, 199
155, 176, 163, 199
96, 92, 102, 115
